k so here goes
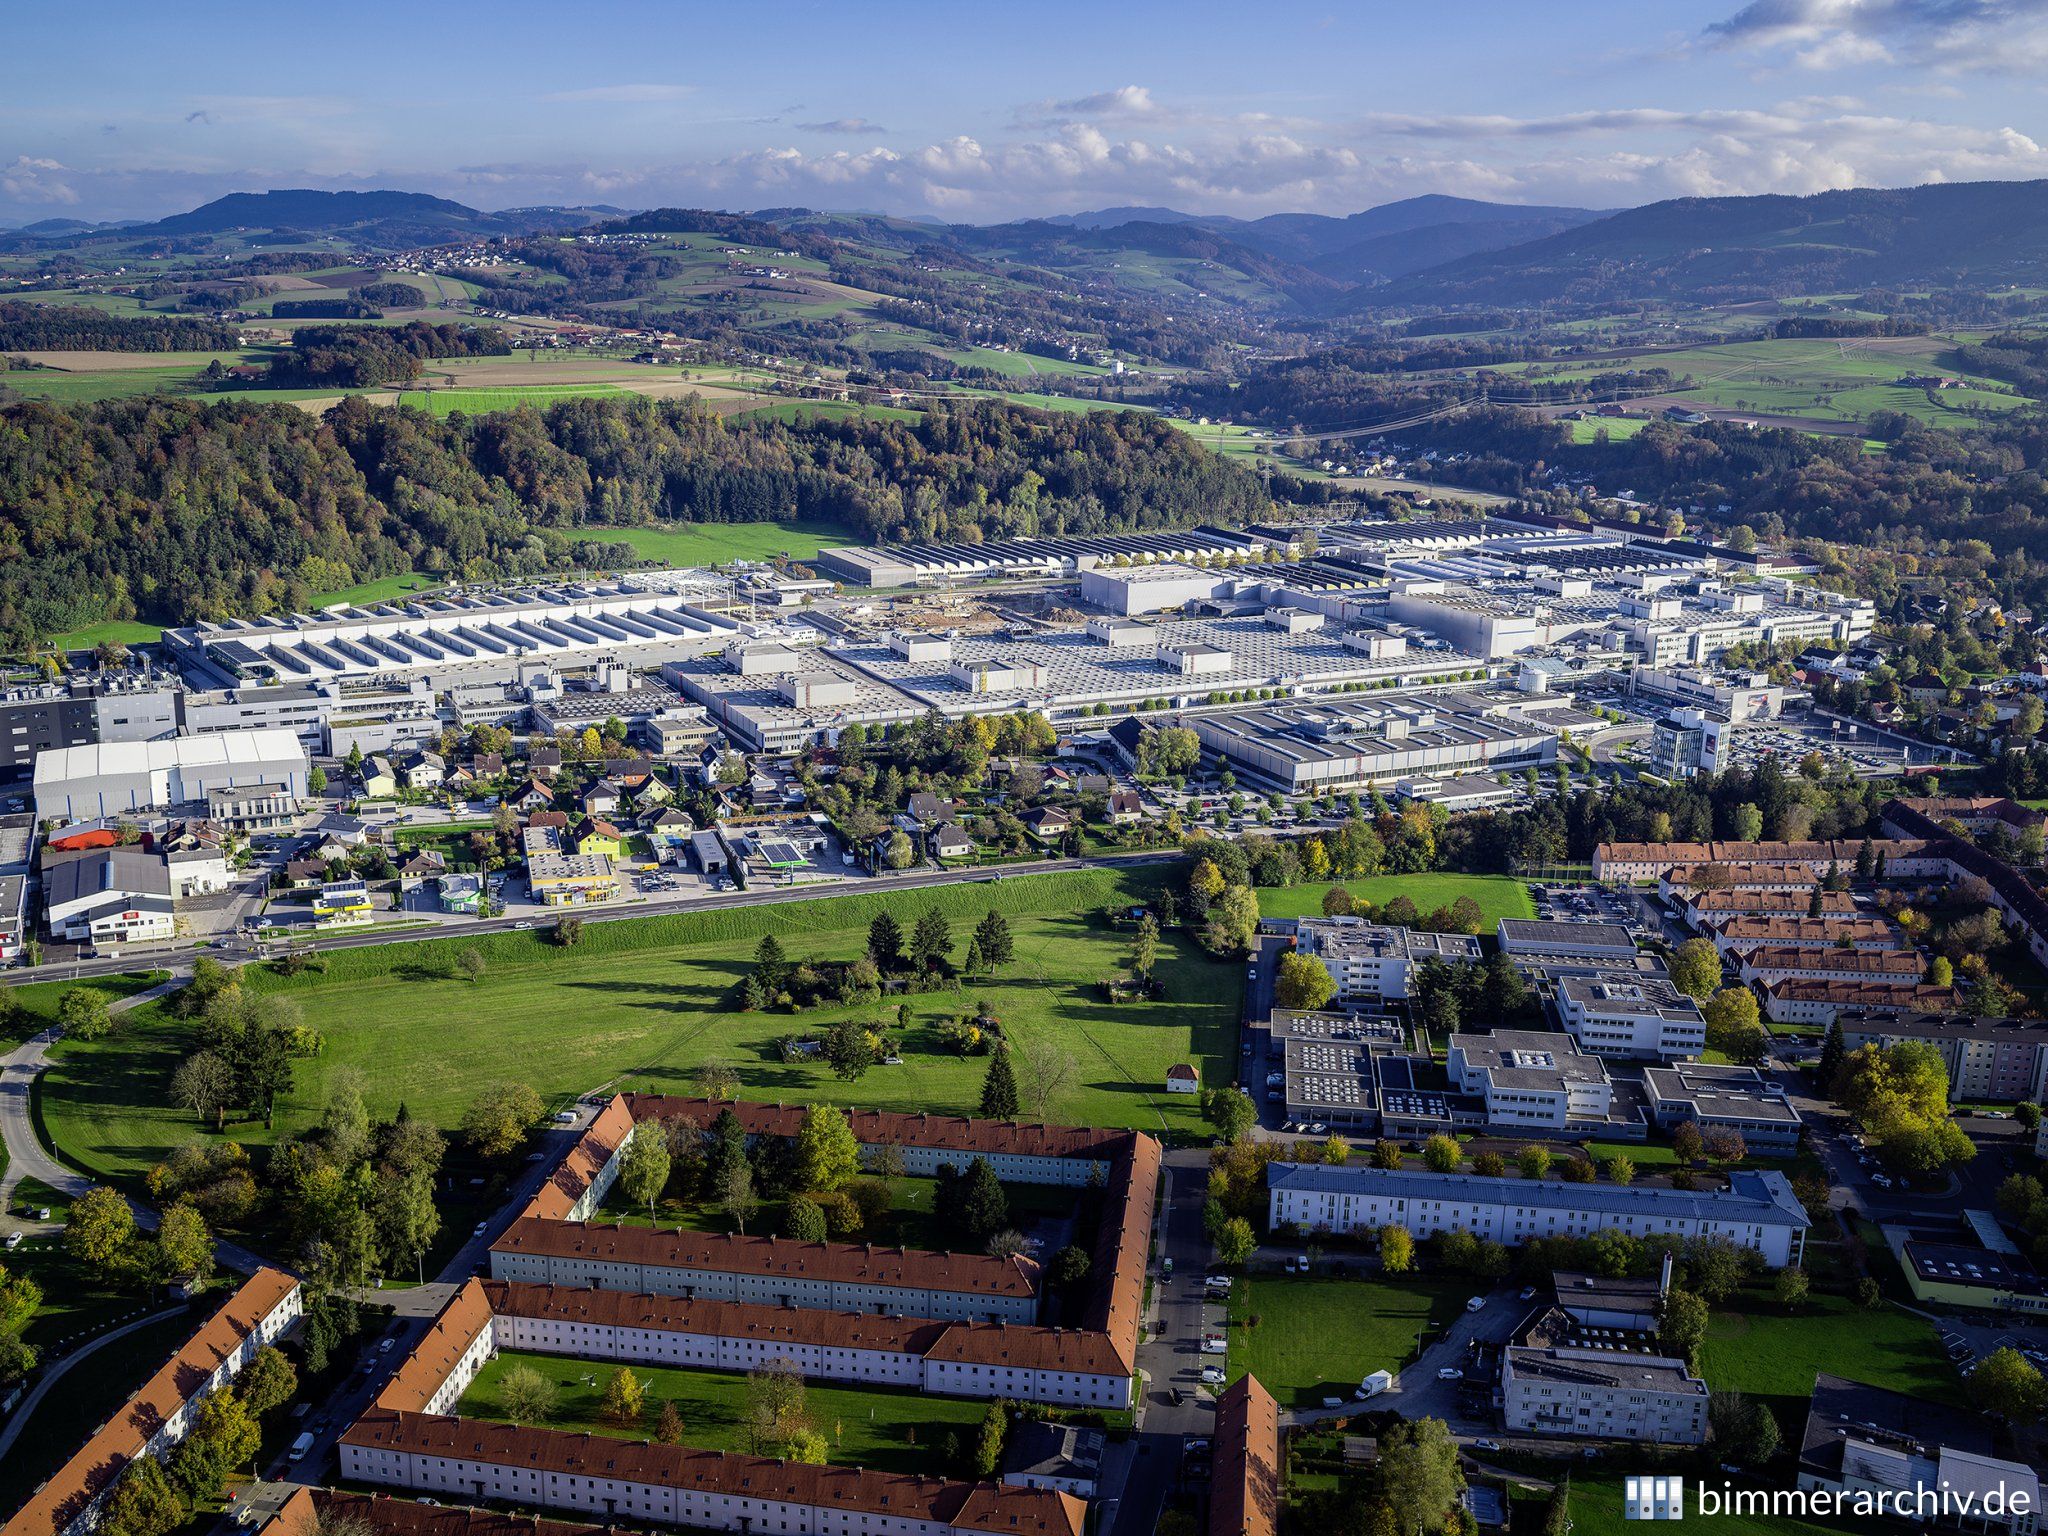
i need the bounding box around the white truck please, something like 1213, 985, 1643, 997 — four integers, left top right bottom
1356, 1369, 1394, 1400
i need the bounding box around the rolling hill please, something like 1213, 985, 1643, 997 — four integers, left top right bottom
1359, 178, 2048, 308
0, 189, 614, 253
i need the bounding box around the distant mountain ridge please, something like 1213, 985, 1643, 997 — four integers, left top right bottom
1035, 195, 1609, 284
0, 189, 617, 252
1356, 178, 2048, 307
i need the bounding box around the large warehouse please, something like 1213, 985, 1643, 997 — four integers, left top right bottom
33, 729, 309, 820
164, 578, 745, 690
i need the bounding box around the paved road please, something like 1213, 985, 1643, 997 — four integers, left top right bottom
5, 849, 1182, 990
1111, 1147, 1216, 1536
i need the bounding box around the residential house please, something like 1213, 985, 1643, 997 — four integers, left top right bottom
528, 746, 562, 778
581, 780, 624, 818
404, 751, 446, 790
360, 755, 398, 798
1104, 789, 1144, 824
931, 823, 975, 861
284, 859, 327, 890
1165, 1064, 1200, 1094
574, 819, 625, 859
907, 791, 954, 828
507, 779, 554, 814
397, 849, 447, 887
1026, 806, 1072, 842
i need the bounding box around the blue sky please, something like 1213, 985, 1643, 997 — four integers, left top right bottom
6, 0, 2048, 224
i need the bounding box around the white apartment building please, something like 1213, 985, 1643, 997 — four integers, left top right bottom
1267, 1164, 1809, 1267
6, 1269, 303, 1536
1502, 1347, 1708, 1445
488, 1221, 1040, 1324
486, 1281, 1134, 1410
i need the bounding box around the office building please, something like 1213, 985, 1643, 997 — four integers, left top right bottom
1293, 918, 1482, 1002
1555, 974, 1707, 1061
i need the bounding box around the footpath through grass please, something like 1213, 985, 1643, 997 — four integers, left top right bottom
39, 869, 1238, 1185
0, 1310, 198, 1514
461, 1351, 987, 1476
1224, 1274, 1467, 1410
1252, 873, 1534, 927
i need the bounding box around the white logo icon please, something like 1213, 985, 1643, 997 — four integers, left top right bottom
1625, 1476, 1685, 1521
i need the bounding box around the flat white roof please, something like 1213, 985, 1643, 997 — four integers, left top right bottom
33, 728, 306, 789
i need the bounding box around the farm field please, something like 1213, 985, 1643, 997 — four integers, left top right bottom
37, 869, 1237, 1185
460, 1351, 988, 1476
386, 383, 631, 415
1565, 415, 1650, 442
561, 519, 853, 567
1224, 1275, 1468, 1410
1252, 873, 1534, 926
1486, 335, 2030, 429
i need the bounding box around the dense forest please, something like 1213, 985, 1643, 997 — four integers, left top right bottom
259, 320, 510, 387
0, 392, 1275, 646
0, 300, 240, 353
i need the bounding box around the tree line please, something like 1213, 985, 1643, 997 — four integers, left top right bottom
0, 389, 1275, 647
0, 299, 239, 352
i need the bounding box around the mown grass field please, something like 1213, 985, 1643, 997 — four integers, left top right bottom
387, 383, 632, 415
561, 519, 852, 567
1251, 872, 1534, 926
1699, 1293, 1955, 1429
38, 870, 1237, 1184
462, 1351, 987, 1475
1224, 1275, 1468, 1409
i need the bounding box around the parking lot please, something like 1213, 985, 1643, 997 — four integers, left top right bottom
1527, 880, 1653, 938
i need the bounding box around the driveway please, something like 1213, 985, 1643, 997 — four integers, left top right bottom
1284, 1288, 1529, 1430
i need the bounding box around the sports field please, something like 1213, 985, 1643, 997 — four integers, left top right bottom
562, 519, 853, 567
38, 869, 1237, 1184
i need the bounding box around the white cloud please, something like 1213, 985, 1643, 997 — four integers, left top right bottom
1705, 0, 2048, 73
1013, 84, 1160, 126
1, 156, 79, 206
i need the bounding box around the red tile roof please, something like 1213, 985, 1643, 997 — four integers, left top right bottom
377, 1279, 495, 1415
340, 1412, 1085, 1536
1211, 1374, 1281, 1536
491, 1220, 1041, 1299
3, 1269, 300, 1536
1738, 946, 1926, 977
622, 1095, 1130, 1163
295, 1491, 599, 1536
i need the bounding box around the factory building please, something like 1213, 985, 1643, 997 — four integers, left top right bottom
33, 728, 309, 820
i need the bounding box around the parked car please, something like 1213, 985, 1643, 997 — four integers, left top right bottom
1201, 1366, 1227, 1385
1465, 1296, 1486, 1313
1201, 1336, 1227, 1355
1437, 1367, 1463, 1382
